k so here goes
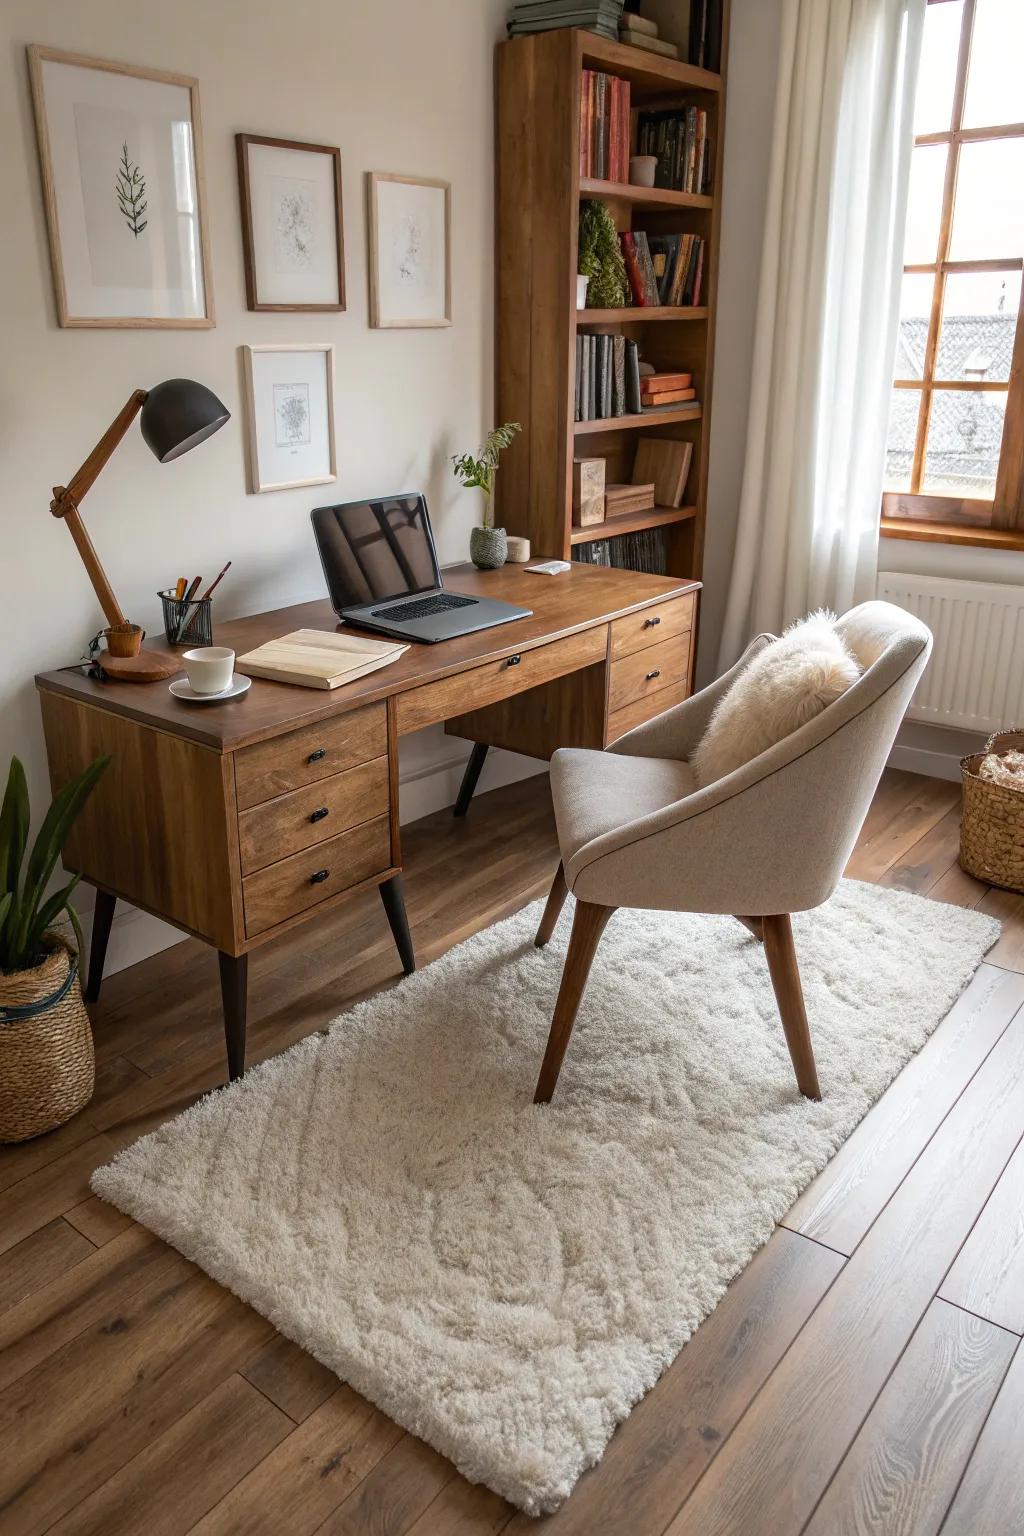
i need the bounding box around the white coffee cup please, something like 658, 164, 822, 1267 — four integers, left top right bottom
182, 645, 235, 694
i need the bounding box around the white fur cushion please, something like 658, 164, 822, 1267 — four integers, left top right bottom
691, 612, 861, 787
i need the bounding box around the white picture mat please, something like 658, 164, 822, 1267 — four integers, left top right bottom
246, 142, 340, 306
38, 57, 206, 321
245, 345, 336, 492
371, 176, 449, 326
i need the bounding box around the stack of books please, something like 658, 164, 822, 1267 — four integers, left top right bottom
640, 370, 696, 409
621, 231, 705, 307
575, 333, 643, 420
579, 70, 631, 182
636, 107, 711, 194
574, 526, 669, 575
618, 11, 680, 59
508, 0, 624, 42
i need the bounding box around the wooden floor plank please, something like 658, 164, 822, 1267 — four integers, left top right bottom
0, 1114, 96, 1196
47, 1374, 293, 1536
316, 1434, 456, 1536
240, 1332, 340, 1424
802, 1299, 1015, 1536
0, 1132, 118, 1258
940, 1337, 1024, 1535
939, 1134, 1024, 1334
978, 887, 1024, 973
65, 1193, 135, 1247
784, 965, 1024, 1253
844, 779, 960, 883
404, 1478, 513, 1536
878, 805, 964, 896
661, 1008, 1024, 1536
0, 1220, 94, 1318
187, 1387, 403, 1535
501, 1229, 843, 1536
926, 860, 989, 908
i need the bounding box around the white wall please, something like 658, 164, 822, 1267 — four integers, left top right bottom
0, 0, 537, 972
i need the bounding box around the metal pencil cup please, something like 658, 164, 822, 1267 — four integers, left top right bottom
159, 591, 214, 648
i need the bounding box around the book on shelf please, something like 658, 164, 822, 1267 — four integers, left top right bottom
578, 68, 631, 182
509, 1, 624, 41
235, 630, 408, 690
639, 385, 696, 406
687, 0, 722, 71
574, 526, 669, 575
640, 370, 693, 393
619, 231, 705, 307
576, 334, 642, 421
632, 437, 693, 507
619, 28, 679, 58
636, 106, 711, 195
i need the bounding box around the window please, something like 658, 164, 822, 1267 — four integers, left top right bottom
882, 0, 1024, 545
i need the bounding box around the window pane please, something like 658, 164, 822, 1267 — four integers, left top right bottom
884, 388, 921, 491
894, 272, 935, 379
963, 0, 1024, 129
914, 0, 963, 135
935, 270, 1021, 381
948, 139, 1024, 260
922, 388, 1007, 496
903, 145, 947, 263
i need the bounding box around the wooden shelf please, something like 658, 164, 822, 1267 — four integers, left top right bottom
577, 32, 721, 96
579, 306, 709, 323
578, 178, 714, 212
575, 406, 702, 434
570, 504, 697, 545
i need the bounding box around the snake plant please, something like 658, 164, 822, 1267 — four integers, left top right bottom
0, 755, 109, 974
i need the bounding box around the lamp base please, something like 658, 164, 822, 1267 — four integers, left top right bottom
102, 647, 182, 684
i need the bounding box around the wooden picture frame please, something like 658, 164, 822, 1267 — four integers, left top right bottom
242, 343, 337, 494
27, 44, 214, 328
236, 134, 346, 312
367, 172, 451, 329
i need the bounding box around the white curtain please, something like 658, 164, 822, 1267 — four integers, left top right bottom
718, 0, 925, 667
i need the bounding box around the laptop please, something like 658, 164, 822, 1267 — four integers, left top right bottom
311, 494, 532, 644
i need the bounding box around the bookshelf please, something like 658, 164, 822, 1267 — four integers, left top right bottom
495, 15, 729, 661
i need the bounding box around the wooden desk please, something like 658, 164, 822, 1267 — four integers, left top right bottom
36, 563, 699, 1077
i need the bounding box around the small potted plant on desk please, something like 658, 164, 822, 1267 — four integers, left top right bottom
452, 421, 522, 570
0, 754, 108, 1142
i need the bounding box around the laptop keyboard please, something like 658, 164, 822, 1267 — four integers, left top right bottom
370, 593, 478, 621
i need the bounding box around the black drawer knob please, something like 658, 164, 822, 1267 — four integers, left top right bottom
643, 615, 662, 628
310, 868, 329, 884
646, 669, 661, 681
307, 748, 327, 763
505, 654, 522, 668
309, 807, 329, 823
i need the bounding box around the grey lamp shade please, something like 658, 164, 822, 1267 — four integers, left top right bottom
140, 379, 230, 463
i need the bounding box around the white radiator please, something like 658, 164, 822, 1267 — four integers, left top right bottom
876, 571, 1024, 734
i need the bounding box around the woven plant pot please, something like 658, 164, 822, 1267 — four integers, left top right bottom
0, 937, 95, 1143
470, 525, 508, 570
960, 728, 1024, 894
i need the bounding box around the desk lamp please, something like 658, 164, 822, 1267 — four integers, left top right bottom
50, 379, 230, 682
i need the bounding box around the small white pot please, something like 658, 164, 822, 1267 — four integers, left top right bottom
629, 155, 658, 188
576, 274, 590, 310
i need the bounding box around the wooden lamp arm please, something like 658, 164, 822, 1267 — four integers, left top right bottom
49, 390, 148, 629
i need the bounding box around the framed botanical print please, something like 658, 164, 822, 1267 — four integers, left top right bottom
367, 172, 451, 329
236, 134, 345, 312
242, 343, 336, 493
27, 45, 214, 328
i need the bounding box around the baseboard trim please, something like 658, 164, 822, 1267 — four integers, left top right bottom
887, 743, 964, 784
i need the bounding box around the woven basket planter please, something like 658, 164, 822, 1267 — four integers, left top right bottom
0, 937, 95, 1143
960, 728, 1024, 894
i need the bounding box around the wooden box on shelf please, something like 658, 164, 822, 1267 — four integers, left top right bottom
573, 457, 606, 527
605, 481, 655, 519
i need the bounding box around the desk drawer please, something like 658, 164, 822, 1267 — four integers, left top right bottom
243, 814, 391, 937
606, 680, 689, 745
396, 628, 607, 735
610, 594, 695, 661
608, 636, 690, 714
238, 756, 389, 876
234, 702, 386, 811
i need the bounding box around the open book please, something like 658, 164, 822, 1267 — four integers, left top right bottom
235, 629, 408, 690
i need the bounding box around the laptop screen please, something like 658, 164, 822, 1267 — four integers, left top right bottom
311, 495, 441, 610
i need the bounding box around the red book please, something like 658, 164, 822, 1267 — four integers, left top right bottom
579, 71, 591, 179
608, 76, 620, 184
642, 372, 693, 393
619, 232, 647, 307
640, 386, 697, 405
619, 78, 631, 183
691, 239, 705, 306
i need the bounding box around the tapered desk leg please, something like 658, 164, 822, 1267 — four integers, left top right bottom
218, 952, 248, 1082
453, 742, 489, 817
84, 889, 116, 1004
379, 874, 416, 975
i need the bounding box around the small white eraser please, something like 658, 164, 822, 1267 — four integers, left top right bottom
526, 560, 572, 575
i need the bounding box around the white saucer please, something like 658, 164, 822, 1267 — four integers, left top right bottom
169, 674, 252, 704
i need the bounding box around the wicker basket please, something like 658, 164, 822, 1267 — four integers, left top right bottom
960, 728, 1024, 894
0, 937, 95, 1143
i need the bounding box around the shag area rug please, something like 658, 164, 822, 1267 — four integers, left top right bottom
93, 880, 999, 1514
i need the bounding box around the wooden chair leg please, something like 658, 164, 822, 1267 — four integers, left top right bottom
735, 915, 764, 941
535, 862, 568, 947
534, 900, 615, 1104
762, 913, 821, 1100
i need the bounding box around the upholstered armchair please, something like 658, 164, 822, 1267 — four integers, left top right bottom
532, 602, 933, 1103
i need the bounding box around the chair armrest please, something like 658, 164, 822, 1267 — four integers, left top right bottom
608, 635, 772, 761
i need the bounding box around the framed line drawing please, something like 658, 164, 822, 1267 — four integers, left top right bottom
236, 134, 345, 312
367, 172, 451, 329
242, 343, 336, 493
27, 45, 214, 328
